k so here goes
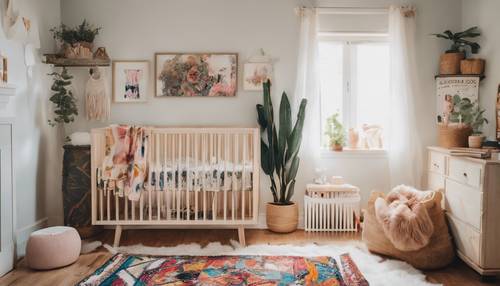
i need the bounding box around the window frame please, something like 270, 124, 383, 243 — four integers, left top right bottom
318, 33, 389, 153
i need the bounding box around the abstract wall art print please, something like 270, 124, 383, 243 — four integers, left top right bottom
155, 53, 237, 97
113, 61, 149, 103
243, 62, 272, 91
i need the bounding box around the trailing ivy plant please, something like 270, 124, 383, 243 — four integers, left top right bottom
256, 80, 307, 205
50, 19, 101, 46
48, 67, 78, 127
432, 26, 481, 54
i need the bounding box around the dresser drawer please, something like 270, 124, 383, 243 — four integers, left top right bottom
447, 214, 481, 265
429, 151, 446, 175
428, 172, 445, 191
445, 179, 482, 230
448, 157, 483, 188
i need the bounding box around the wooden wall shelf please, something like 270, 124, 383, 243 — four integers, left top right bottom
435, 74, 486, 80
43, 54, 111, 67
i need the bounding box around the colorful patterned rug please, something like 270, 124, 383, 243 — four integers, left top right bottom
77, 253, 368, 285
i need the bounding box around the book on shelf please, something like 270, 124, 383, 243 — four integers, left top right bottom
449, 147, 491, 159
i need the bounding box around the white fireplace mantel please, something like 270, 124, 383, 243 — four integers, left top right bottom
0, 84, 16, 110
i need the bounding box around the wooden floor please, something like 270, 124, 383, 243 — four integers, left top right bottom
0, 229, 498, 285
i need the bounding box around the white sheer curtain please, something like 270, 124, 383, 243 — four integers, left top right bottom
388, 6, 423, 188
293, 8, 321, 179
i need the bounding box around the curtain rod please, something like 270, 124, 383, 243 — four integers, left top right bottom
315, 7, 389, 15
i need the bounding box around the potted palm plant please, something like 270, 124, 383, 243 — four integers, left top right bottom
433, 27, 481, 75
325, 113, 345, 151
468, 106, 489, 148
256, 80, 307, 233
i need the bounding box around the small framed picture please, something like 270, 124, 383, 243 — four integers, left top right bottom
243, 62, 273, 91
113, 61, 149, 102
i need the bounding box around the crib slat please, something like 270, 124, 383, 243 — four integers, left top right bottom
224, 134, 228, 221
202, 134, 207, 220
194, 133, 199, 221
177, 133, 181, 221
186, 133, 190, 221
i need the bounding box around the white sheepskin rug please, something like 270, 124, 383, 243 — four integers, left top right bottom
101, 241, 440, 286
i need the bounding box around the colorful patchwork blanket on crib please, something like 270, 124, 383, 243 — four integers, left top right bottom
101, 125, 149, 201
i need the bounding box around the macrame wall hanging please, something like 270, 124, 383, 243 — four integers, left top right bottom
85, 67, 110, 121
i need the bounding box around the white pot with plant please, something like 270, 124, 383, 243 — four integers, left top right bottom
257, 80, 307, 233
433, 27, 481, 75
325, 113, 345, 151
468, 106, 488, 148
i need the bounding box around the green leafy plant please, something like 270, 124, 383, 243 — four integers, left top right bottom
256, 80, 307, 205
48, 67, 78, 127
448, 95, 488, 134
432, 26, 481, 54
324, 113, 345, 147
470, 106, 488, 135
50, 20, 101, 45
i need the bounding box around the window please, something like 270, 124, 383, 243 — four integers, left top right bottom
319, 39, 390, 149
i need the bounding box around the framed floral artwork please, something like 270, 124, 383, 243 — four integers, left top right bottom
243, 62, 273, 91
113, 61, 149, 103
155, 53, 237, 97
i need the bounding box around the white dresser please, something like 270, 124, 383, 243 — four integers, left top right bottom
426, 146, 500, 276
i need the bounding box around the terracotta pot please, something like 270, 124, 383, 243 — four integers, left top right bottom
438, 124, 472, 148
460, 59, 485, 75
266, 202, 298, 233
440, 52, 465, 75
468, 135, 484, 148
330, 143, 343, 151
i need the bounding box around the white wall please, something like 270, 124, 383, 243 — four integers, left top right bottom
462, 0, 499, 139
0, 0, 61, 254
58, 0, 464, 227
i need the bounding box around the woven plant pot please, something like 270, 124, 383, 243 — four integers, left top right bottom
468, 135, 484, 148
460, 59, 485, 75
63, 42, 94, 59
439, 52, 465, 75
438, 124, 472, 148
266, 202, 298, 233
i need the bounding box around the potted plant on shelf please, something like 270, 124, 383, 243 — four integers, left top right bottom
438, 95, 485, 148
468, 106, 489, 148
50, 20, 101, 59
256, 80, 307, 233
325, 113, 345, 151
433, 27, 482, 75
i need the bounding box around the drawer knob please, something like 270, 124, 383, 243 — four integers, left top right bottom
433, 163, 439, 168
463, 172, 468, 177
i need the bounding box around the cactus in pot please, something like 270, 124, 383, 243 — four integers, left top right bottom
256, 80, 307, 233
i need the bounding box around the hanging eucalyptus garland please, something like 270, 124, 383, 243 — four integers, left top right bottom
48, 67, 78, 127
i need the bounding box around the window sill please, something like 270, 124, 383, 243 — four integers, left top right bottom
320, 148, 387, 159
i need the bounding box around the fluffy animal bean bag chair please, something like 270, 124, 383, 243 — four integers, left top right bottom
375, 185, 434, 251
362, 186, 455, 270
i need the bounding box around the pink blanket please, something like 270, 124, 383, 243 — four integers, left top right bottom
101, 125, 148, 201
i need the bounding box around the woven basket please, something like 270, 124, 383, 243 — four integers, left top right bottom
460, 59, 485, 75
439, 52, 465, 75
438, 124, 472, 148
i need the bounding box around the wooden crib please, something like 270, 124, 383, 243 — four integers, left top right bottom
91, 127, 260, 246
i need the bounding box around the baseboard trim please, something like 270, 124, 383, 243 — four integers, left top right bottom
15, 217, 48, 258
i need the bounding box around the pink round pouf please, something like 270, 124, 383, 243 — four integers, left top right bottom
26, 226, 81, 270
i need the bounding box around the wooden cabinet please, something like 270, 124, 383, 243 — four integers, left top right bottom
426, 147, 500, 276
